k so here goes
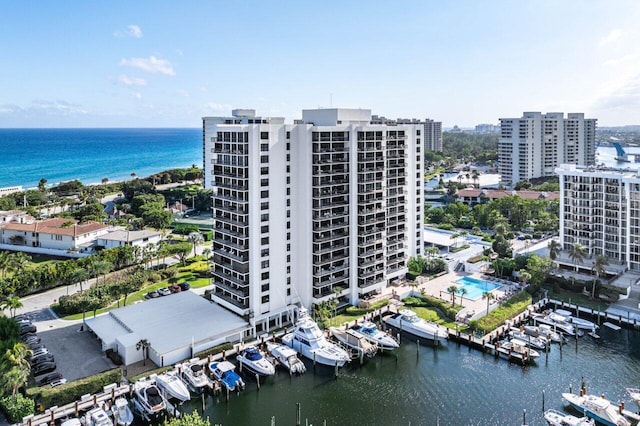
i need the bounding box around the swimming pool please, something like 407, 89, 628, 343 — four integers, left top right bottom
454, 277, 501, 301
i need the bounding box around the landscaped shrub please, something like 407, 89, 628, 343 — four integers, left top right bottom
345, 299, 389, 316
403, 294, 460, 321
0, 394, 35, 422
173, 224, 200, 235
202, 231, 213, 241
194, 343, 234, 359
474, 291, 532, 334
26, 368, 122, 410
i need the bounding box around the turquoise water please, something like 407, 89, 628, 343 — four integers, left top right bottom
0, 128, 201, 189
455, 276, 501, 300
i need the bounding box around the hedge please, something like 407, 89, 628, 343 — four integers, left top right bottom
26, 368, 122, 410
345, 299, 389, 316
173, 224, 200, 235
403, 294, 460, 321
0, 394, 35, 423
194, 342, 234, 359
474, 291, 532, 333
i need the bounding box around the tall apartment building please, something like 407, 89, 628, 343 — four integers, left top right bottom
203, 108, 424, 333
499, 112, 597, 186
556, 164, 640, 271
371, 115, 442, 152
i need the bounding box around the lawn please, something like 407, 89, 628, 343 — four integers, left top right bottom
409, 306, 461, 330
541, 285, 611, 311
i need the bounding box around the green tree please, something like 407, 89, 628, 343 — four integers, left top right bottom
446, 285, 458, 307
70, 268, 89, 293
1, 296, 22, 318
188, 232, 204, 257
37, 178, 47, 192
0, 366, 29, 398
457, 287, 468, 305
569, 242, 586, 272
482, 291, 495, 315
142, 208, 172, 230
547, 239, 561, 263
136, 339, 151, 366
163, 410, 210, 426
90, 260, 113, 294
591, 255, 609, 299
2, 342, 32, 372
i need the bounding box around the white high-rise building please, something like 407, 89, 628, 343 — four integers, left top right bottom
498, 112, 596, 186
203, 108, 424, 333
557, 164, 640, 271
370, 116, 442, 152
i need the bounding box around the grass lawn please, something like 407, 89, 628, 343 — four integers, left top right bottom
541, 285, 611, 311
409, 306, 461, 330
58, 261, 212, 320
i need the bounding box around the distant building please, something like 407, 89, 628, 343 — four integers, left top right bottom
96, 229, 162, 251
370, 115, 442, 152
456, 188, 559, 206
498, 112, 597, 186
474, 124, 500, 134
0, 186, 23, 197
203, 108, 424, 334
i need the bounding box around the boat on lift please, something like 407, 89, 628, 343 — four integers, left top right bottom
555, 309, 599, 332
384, 310, 448, 343
265, 341, 306, 374
352, 321, 400, 350
330, 327, 378, 358
562, 391, 632, 426
83, 407, 113, 426
130, 377, 166, 422
113, 397, 134, 426
155, 371, 191, 402
236, 346, 276, 377
208, 360, 245, 392
179, 358, 213, 394
508, 329, 548, 350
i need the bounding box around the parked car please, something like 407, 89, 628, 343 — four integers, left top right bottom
28, 343, 46, 351
31, 354, 55, 368
15, 318, 32, 326
157, 287, 171, 296
32, 362, 56, 376
144, 291, 159, 299
169, 284, 181, 293
19, 323, 37, 335
14, 314, 30, 322
32, 348, 49, 358
50, 378, 67, 387
178, 282, 191, 291
37, 372, 63, 386
22, 334, 41, 345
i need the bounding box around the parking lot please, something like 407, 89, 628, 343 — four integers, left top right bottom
21, 310, 116, 383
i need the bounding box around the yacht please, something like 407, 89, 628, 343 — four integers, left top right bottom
236, 346, 276, 376
531, 312, 578, 336
627, 388, 640, 408
265, 341, 306, 374
556, 309, 599, 331
179, 358, 213, 393
353, 321, 400, 350
523, 324, 564, 343
562, 392, 632, 426
384, 310, 448, 343
508, 329, 548, 350
113, 397, 134, 426
281, 308, 351, 367
330, 327, 378, 358
155, 371, 191, 402
83, 408, 113, 426
131, 378, 166, 422
208, 360, 245, 392
544, 408, 595, 426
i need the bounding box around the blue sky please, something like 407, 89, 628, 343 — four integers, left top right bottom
1, 1, 639, 127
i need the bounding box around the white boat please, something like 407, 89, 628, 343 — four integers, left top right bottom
265, 341, 306, 374
155, 371, 191, 402
502, 339, 540, 358
531, 312, 577, 336
384, 310, 448, 343
237, 346, 276, 376
281, 308, 351, 367
330, 327, 378, 358
508, 329, 548, 350
208, 360, 245, 392
113, 397, 134, 426
84, 407, 113, 426
562, 392, 632, 426
131, 378, 166, 422
627, 387, 640, 407
544, 408, 595, 426
556, 309, 599, 331
522, 324, 563, 343
353, 321, 400, 350
179, 359, 213, 393
60, 419, 82, 426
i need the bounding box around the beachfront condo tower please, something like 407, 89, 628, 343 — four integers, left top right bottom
203, 108, 424, 333
498, 112, 596, 186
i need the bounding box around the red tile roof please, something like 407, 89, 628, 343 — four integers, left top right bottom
457, 188, 559, 201
2, 217, 109, 236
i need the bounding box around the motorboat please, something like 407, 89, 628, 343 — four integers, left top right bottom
531, 312, 577, 336
131, 377, 166, 422
179, 359, 213, 393
353, 321, 400, 350
265, 341, 306, 374
113, 397, 134, 426
330, 327, 378, 358
155, 371, 191, 402
627, 388, 640, 408
544, 408, 594, 426
208, 360, 245, 392
60, 419, 82, 426
523, 324, 564, 343
508, 329, 548, 350
384, 310, 448, 343
281, 308, 351, 367
83, 406, 113, 426
502, 339, 540, 358
562, 392, 632, 426
496, 340, 540, 364
556, 309, 599, 331
236, 346, 276, 376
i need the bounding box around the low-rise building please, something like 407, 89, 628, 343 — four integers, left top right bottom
96, 229, 162, 251
456, 188, 559, 206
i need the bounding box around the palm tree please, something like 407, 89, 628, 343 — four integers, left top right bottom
202, 248, 211, 259
457, 287, 468, 305
70, 268, 89, 292
0, 251, 10, 278
101, 177, 109, 185
90, 260, 113, 294
450, 233, 459, 249
188, 232, 204, 257
136, 339, 151, 366
569, 242, 586, 273
591, 255, 609, 299
472, 170, 480, 187
2, 342, 33, 371
1, 296, 23, 318
38, 178, 47, 192
547, 239, 561, 264
0, 365, 29, 398
519, 270, 532, 288
482, 291, 495, 315
446, 285, 458, 307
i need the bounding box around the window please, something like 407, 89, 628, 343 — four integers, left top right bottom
261, 213, 269, 222
287, 288, 291, 296
261, 260, 269, 268
261, 225, 269, 233
286, 221, 290, 229
261, 190, 269, 198
417, 129, 421, 136
286, 244, 291, 251
260, 143, 269, 152
262, 295, 270, 303
261, 284, 269, 292
261, 202, 269, 210
286, 176, 290, 184
261, 248, 269, 257
261, 237, 269, 245
286, 154, 290, 162
261, 167, 269, 175
286, 266, 291, 273
261, 272, 269, 280
286, 142, 290, 150
261, 178, 269, 187
260, 155, 269, 164
286, 188, 290, 195
286, 199, 290, 207
286, 131, 291, 139
287, 255, 291, 262
260, 132, 269, 140
286, 232, 291, 240
286, 165, 290, 173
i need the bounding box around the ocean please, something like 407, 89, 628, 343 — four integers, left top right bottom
0, 128, 202, 189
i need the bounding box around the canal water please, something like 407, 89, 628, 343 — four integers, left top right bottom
180, 326, 640, 426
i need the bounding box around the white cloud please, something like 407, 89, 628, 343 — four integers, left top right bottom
599, 29, 622, 47
0, 100, 88, 117
132, 92, 143, 100
114, 24, 143, 38
112, 74, 147, 86
176, 89, 190, 97
119, 56, 175, 76
204, 102, 232, 113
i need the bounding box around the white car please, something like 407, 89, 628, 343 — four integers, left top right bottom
50, 378, 67, 387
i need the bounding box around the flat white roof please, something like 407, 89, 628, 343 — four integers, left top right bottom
423, 228, 456, 247
87, 291, 249, 356
98, 230, 161, 242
